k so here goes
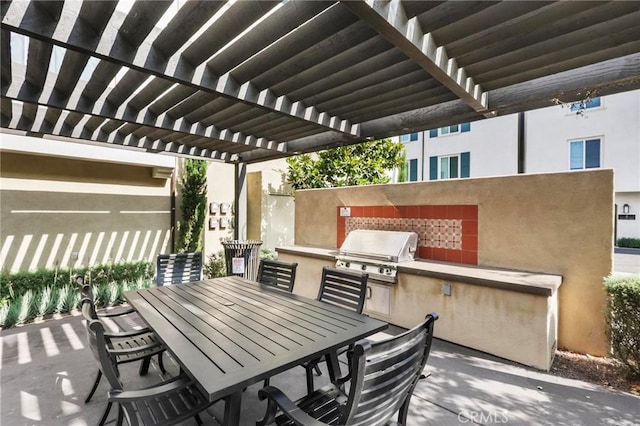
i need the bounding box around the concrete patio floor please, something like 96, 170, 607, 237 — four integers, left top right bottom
1, 312, 639, 426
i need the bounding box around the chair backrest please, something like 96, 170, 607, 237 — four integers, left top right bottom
76, 275, 99, 319
81, 298, 123, 392
317, 267, 368, 314
342, 313, 438, 426
156, 252, 202, 286
257, 259, 298, 292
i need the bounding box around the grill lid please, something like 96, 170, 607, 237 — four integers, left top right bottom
337, 230, 418, 262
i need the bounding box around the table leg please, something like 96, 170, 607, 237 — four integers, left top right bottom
324, 350, 341, 382
222, 391, 242, 426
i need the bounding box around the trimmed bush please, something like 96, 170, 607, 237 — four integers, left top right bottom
0, 278, 154, 329
604, 274, 640, 377
617, 238, 640, 249
0, 260, 153, 301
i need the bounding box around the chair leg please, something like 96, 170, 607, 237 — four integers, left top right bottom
195, 413, 203, 425
313, 364, 322, 376
85, 370, 102, 403
305, 365, 315, 395
263, 378, 270, 387
97, 401, 112, 426
116, 405, 124, 426
158, 352, 166, 374
139, 356, 151, 376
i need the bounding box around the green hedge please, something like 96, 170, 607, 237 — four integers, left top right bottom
617, 238, 640, 249
0, 278, 154, 329
0, 261, 154, 302
604, 274, 640, 377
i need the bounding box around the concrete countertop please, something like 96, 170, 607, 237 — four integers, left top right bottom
276, 245, 563, 297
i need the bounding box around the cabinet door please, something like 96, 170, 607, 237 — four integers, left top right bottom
364, 283, 390, 318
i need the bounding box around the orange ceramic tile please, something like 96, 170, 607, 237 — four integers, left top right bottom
373, 205, 383, 217
382, 205, 397, 218
420, 205, 432, 219
447, 205, 463, 219
433, 205, 447, 219
418, 246, 430, 259
461, 250, 478, 265
351, 206, 363, 216
396, 206, 408, 217
462, 205, 478, 220
432, 247, 447, 261
446, 249, 462, 263
462, 235, 478, 251
407, 206, 420, 218
463, 220, 478, 236
363, 206, 375, 217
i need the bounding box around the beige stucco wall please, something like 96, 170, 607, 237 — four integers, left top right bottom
293, 170, 614, 356
202, 161, 236, 257
0, 151, 173, 272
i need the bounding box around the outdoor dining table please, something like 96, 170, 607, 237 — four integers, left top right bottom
124, 275, 388, 426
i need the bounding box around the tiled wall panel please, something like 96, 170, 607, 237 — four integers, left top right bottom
337, 205, 478, 265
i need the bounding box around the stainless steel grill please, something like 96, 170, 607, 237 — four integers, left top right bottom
335, 230, 418, 283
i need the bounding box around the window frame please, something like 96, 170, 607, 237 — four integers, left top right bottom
439, 154, 461, 179
568, 137, 602, 170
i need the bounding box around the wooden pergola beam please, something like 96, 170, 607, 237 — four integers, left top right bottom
342, 0, 494, 118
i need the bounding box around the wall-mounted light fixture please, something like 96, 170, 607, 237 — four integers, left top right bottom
622, 204, 630, 214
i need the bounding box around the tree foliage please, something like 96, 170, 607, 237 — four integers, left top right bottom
286, 139, 404, 190
176, 159, 208, 253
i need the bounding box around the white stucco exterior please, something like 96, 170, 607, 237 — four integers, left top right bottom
400, 90, 640, 239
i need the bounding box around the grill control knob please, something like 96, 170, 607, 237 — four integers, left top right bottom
361, 264, 367, 271
378, 267, 385, 274
345, 262, 350, 268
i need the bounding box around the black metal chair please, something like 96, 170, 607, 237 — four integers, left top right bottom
80, 297, 168, 425
82, 298, 218, 426
258, 313, 438, 426
257, 259, 298, 292
302, 267, 369, 394
156, 252, 202, 286
76, 276, 167, 405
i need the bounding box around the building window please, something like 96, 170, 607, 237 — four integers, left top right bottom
429, 123, 471, 138
569, 138, 601, 170
429, 152, 470, 180
408, 158, 418, 182
400, 133, 418, 143
569, 97, 601, 112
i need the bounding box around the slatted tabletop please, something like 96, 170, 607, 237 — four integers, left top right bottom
125, 276, 387, 424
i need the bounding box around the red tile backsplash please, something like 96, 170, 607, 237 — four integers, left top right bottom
337, 204, 479, 265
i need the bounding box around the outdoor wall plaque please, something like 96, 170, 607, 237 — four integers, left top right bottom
220, 202, 231, 214
209, 217, 218, 230
209, 202, 219, 215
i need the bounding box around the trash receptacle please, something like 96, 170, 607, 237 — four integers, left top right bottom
222, 240, 263, 281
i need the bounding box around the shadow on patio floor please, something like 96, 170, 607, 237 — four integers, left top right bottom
1, 314, 638, 425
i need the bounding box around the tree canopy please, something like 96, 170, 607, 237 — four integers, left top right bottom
286, 139, 404, 190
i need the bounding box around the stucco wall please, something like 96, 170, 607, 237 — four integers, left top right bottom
293, 170, 614, 356
0, 152, 173, 272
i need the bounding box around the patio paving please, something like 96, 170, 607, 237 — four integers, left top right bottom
1, 312, 639, 426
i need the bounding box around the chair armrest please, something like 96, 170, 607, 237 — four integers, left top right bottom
104, 327, 153, 338
257, 386, 328, 426
108, 376, 193, 402
109, 342, 164, 356
97, 307, 136, 317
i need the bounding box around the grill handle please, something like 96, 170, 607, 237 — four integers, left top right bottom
336, 250, 397, 263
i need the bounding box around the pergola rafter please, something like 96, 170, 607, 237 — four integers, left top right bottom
1, 0, 639, 163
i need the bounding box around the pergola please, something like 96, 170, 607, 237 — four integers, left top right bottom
2, 1, 640, 235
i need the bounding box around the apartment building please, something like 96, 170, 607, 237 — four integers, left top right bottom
401, 90, 640, 240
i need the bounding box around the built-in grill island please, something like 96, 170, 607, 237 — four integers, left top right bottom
335, 230, 418, 283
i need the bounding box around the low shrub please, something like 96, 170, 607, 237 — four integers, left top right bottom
0, 278, 154, 329
204, 251, 226, 278
617, 238, 640, 249
0, 260, 154, 301
604, 274, 640, 378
